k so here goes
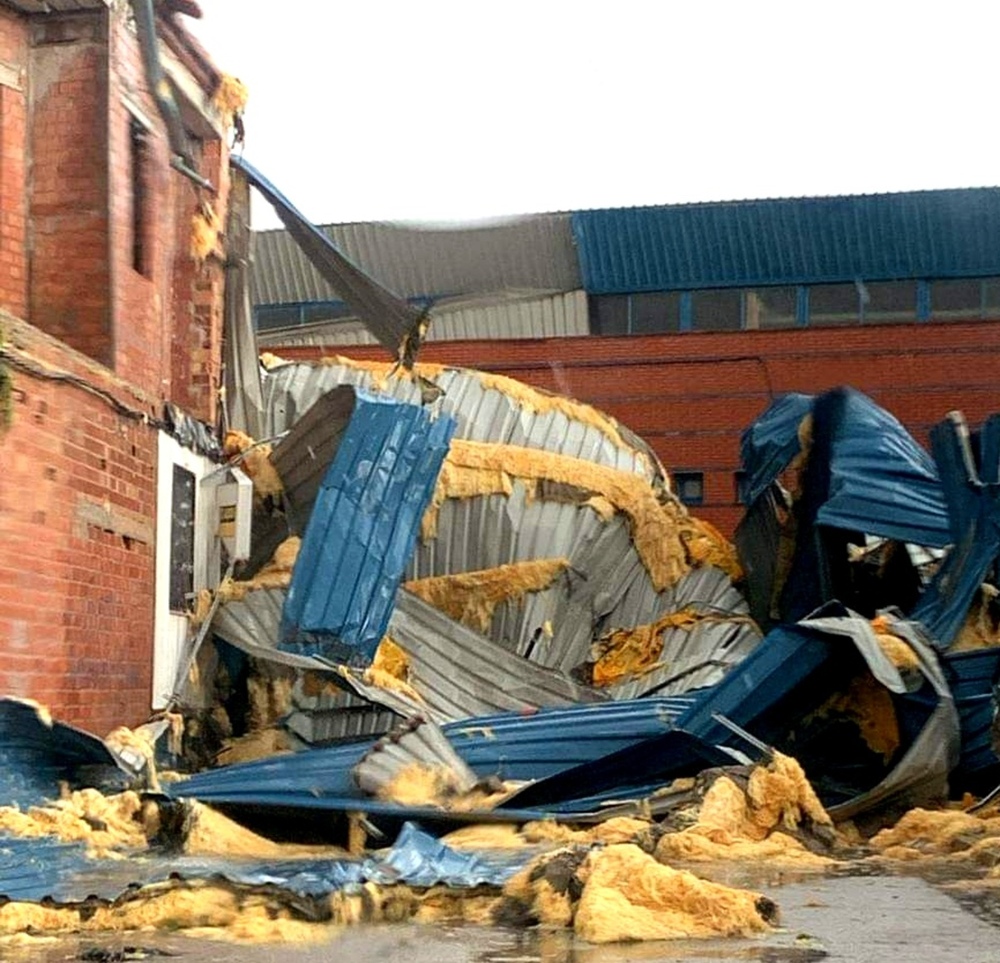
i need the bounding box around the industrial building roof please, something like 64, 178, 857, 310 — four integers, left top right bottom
250, 187, 1000, 311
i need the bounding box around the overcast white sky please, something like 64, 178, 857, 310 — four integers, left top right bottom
190, 2, 999, 230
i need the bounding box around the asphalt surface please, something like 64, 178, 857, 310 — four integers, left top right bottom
7, 873, 1000, 963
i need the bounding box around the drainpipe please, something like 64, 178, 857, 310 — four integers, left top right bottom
130, 0, 214, 192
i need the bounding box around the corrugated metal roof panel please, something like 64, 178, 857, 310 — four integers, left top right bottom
573, 188, 1000, 294
269, 385, 355, 534
280, 391, 455, 665
257, 290, 590, 348
251, 213, 580, 305
261, 361, 660, 481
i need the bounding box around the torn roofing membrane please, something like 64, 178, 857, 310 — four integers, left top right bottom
280, 389, 455, 666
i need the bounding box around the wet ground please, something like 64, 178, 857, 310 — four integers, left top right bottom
6, 873, 1000, 963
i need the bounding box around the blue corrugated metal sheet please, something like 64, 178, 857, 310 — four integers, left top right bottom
943, 649, 1000, 791
740, 393, 814, 506
0, 698, 127, 808
913, 412, 1000, 648
573, 188, 1000, 294
280, 391, 455, 665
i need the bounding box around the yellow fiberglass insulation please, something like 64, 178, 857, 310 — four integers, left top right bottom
655, 754, 835, 868
808, 673, 900, 764
0, 789, 146, 855
404, 558, 570, 633
183, 802, 347, 859
320, 357, 644, 467
870, 615, 922, 671
501, 844, 776, 943
222, 430, 284, 498
950, 586, 1000, 652
212, 73, 249, 118
191, 202, 223, 261
682, 517, 744, 582
589, 609, 700, 687
371, 636, 410, 681
575, 844, 776, 943
217, 536, 301, 603
869, 807, 1000, 860
215, 727, 296, 767
423, 439, 722, 592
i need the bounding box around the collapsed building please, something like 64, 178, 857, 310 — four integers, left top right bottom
0, 4, 999, 947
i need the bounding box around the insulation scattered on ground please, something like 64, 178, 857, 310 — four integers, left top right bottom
870, 615, 922, 671
222, 430, 284, 497
869, 806, 1000, 872
655, 754, 837, 868
498, 843, 777, 943
423, 439, 726, 592
439, 824, 528, 850
440, 817, 656, 852
0, 790, 146, 856
404, 558, 570, 633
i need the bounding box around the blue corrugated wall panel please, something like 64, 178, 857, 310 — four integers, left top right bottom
572, 188, 1000, 294
280, 391, 456, 665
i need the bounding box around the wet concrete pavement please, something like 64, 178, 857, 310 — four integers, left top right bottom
7, 874, 1000, 963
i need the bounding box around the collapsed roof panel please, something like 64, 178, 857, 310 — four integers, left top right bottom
279, 390, 456, 666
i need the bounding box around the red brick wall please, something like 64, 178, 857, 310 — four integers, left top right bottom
0, 8, 29, 319
0, 5, 232, 732
0, 316, 158, 734
276, 319, 1000, 535
27, 12, 111, 364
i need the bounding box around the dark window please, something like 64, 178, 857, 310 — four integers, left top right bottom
982, 279, 1000, 314
590, 295, 629, 335
931, 279, 983, 319
169, 465, 196, 612
130, 119, 151, 277
745, 288, 797, 329
861, 281, 916, 323
691, 289, 742, 331
809, 284, 860, 326
674, 471, 704, 507
733, 469, 748, 504
630, 292, 682, 334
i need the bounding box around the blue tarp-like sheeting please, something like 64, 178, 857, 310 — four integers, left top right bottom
280, 391, 455, 666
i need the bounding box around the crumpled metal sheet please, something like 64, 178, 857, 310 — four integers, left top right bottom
280, 390, 456, 666
234, 156, 424, 356
0, 822, 522, 905
741, 388, 950, 547
260, 360, 662, 483
912, 411, 1000, 648
942, 648, 1000, 793
677, 604, 960, 820
0, 698, 128, 809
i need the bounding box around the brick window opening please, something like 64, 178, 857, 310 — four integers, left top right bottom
130, 118, 151, 277
674, 471, 705, 507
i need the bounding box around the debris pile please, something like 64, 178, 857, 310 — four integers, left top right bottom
3, 350, 1000, 949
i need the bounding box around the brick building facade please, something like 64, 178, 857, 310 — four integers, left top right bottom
0, 0, 233, 734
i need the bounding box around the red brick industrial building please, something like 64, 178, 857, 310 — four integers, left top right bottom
0, 0, 236, 733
